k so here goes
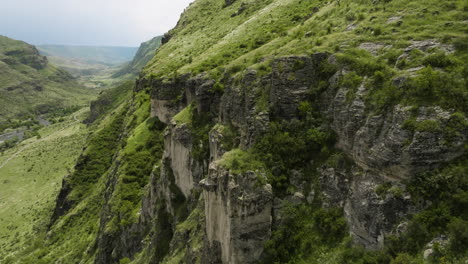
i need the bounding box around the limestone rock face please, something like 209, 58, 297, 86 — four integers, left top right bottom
317, 64, 466, 248
343, 172, 414, 249
322, 72, 466, 180
151, 99, 183, 124
269, 53, 329, 120
200, 163, 273, 264
145, 73, 221, 124
219, 69, 269, 147
164, 123, 203, 198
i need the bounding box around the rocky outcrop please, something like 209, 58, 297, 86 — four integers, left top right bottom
164, 123, 203, 198
319, 163, 416, 249
321, 69, 466, 180
200, 163, 273, 264
147, 73, 221, 124
219, 69, 269, 147
315, 61, 466, 248
148, 75, 189, 124
49, 175, 73, 227
269, 53, 329, 120
224, 0, 237, 7
4, 46, 48, 70
219, 54, 331, 147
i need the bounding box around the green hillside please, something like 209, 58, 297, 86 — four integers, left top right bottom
113, 36, 163, 78
0, 109, 89, 260
0, 36, 94, 124
144, 0, 467, 86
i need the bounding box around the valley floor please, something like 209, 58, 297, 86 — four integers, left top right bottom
0, 108, 89, 260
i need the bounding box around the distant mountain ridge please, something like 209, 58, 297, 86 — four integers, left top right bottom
37, 45, 138, 66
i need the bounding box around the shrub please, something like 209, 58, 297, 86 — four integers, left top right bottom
262, 204, 347, 263
313, 207, 348, 243
453, 37, 468, 52
448, 218, 468, 253
375, 182, 392, 197
403, 119, 441, 133
119, 257, 131, 264
340, 71, 362, 101
402, 66, 467, 112
218, 149, 265, 175
337, 48, 387, 75
253, 121, 334, 193
373, 27, 382, 36
390, 253, 418, 264
422, 51, 455, 68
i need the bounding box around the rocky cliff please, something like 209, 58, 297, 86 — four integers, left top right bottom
131, 51, 465, 262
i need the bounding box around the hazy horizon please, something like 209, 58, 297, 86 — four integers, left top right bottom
0, 0, 193, 47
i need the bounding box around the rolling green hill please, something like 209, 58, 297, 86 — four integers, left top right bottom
0, 36, 95, 125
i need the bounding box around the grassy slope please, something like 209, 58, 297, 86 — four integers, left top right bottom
0, 36, 95, 123
0, 108, 89, 261
144, 0, 467, 81
113, 36, 163, 78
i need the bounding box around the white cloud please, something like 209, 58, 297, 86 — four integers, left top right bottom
0, 0, 193, 46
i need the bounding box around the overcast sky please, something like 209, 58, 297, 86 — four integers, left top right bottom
0, 0, 193, 47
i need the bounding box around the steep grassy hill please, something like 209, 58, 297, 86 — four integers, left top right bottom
113, 36, 163, 78
0, 36, 94, 124
2, 0, 467, 264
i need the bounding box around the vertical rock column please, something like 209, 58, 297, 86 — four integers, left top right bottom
200, 163, 273, 264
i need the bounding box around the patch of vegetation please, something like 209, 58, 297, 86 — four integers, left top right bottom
85, 81, 133, 123
0, 136, 19, 152
262, 204, 347, 263
218, 149, 265, 175
173, 104, 193, 124
385, 157, 468, 262
402, 66, 467, 112
68, 106, 127, 200
340, 71, 363, 101
337, 48, 388, 76
253, 120, 334, 194
176, 104, 213, 163
402, 118, 441, 133
111, 115, 166, 228
212, 123, 239, 151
